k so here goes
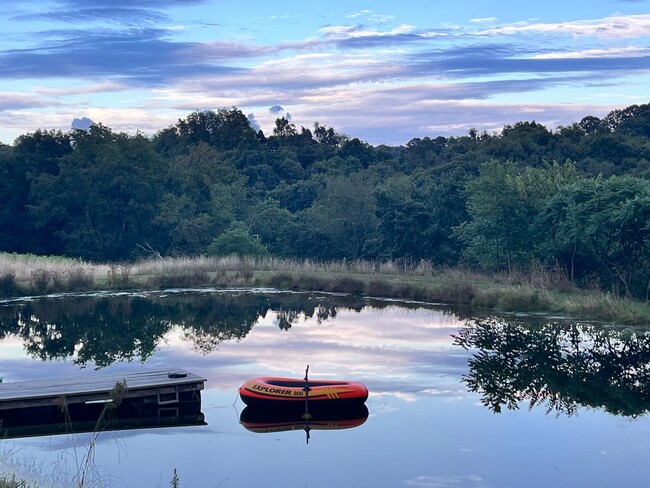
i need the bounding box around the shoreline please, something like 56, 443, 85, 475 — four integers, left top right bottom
1, 253, 649, 326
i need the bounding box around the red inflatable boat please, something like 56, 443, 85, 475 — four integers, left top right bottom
239, 375, 368, 409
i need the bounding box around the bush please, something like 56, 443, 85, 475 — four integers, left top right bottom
0, 271, 18, 296
367, 279, 394, 297
327, 277, 365, 295
438, 282, 477, 305
107, 264, 133, 289
471, 291, 500, 308
207, 223, 268, 257
497, 289, 550, 312
149, 270, 208, 288
266, 272, 297, 289
394, 283, 430, 302
31, 268, 52, 293
66, 266, 95, 291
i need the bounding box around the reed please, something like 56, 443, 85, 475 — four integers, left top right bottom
0, 380, 182, 488
0, 475, 32, 488
1, 252, 649, 325
559, 291, 650, 324
0, 448, 56, 488
495, 288, 551, 312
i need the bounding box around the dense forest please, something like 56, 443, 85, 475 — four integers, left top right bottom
1, 103, 649, 299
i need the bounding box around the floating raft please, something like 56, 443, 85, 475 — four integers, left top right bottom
239, 376, 368, 409
0, 368, 206, 411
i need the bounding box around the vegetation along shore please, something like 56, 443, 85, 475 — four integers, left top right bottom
1, 253, 649, 326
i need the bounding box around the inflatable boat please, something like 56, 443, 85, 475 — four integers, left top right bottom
239, 374, 368, 409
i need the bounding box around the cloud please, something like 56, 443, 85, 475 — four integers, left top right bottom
320, 23, 417, 41
470, 17, 498, 24
477, 14, 650, 39
531, 46, 650, 59
287, 85, 615, 144
14, 8, 167, 25
0, 6, 647, 146
345, 10, 394, 24
34, 81, 128, 97
60, 0, 204, 7
11, 0, 206, 25
0, 28, 248, 85
346, 10, 373, 19
0, 93, 58, 110
71, 116, 94, 131
246, 113, 260, 131
407, 43, 650, 78
269, 105, 285, 115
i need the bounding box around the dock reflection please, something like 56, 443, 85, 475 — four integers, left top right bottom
0, 397, 205, 440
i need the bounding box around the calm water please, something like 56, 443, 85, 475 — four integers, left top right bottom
1, 289, 650, 488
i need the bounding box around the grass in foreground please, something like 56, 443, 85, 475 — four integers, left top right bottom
1, 253, 649, 325
0, 476, 34, 488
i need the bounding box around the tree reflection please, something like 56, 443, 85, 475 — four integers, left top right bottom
0, 291, 383, 367
453, 319, 650, 417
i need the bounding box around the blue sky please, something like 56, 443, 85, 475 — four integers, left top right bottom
0, 0, 649, 145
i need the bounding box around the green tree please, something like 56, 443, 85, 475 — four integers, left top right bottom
313, 122, 344, 146
455, 160, 576, 272
296, 172, 379, 259
29, 125, 163, 260
154, 143, 247, 255
0, 130, 73, 254
155, 108, 258, 156
538, 176, 650, 298
207, 222, 268, 256
247, 198, 297, 256
374, 168, 467, 264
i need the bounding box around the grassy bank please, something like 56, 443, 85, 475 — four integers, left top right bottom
1, 253, 649, 325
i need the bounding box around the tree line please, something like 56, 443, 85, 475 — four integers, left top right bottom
1, 103, 649, 298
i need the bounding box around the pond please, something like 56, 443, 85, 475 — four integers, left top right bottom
1, 289, 650, 488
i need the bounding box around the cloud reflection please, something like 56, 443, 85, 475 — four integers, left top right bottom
403, 475, 489, 488
0, 291, 472, 407
167, 305, 470, 403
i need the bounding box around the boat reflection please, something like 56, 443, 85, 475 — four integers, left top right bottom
0, 398, 206, 440
239, 404, 368, 443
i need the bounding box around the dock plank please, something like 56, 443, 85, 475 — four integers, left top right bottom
0, 369, 206, 410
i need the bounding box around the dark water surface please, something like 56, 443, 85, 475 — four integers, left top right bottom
1, 289, 649, 487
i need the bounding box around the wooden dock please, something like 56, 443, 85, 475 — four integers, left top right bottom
0, 368, 206, 410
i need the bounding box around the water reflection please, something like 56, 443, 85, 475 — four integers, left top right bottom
2, 292, 650, 487
0, 399, 205, 440
239, 404, 369, 444
0, 290, 378, 367
0, 293, 364, 368
6, 291, 650, 419
453, 319, 650, 417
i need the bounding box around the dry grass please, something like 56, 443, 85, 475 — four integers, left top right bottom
1, 252, 649, 324
0, 475, 33, 488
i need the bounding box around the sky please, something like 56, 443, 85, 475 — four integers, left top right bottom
0, 0, 649, 146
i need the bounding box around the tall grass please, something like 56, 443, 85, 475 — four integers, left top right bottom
0, 380, 182, 488
0, 254, 102, 295
1, 252, 648, 324
0, 475, 35, 488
